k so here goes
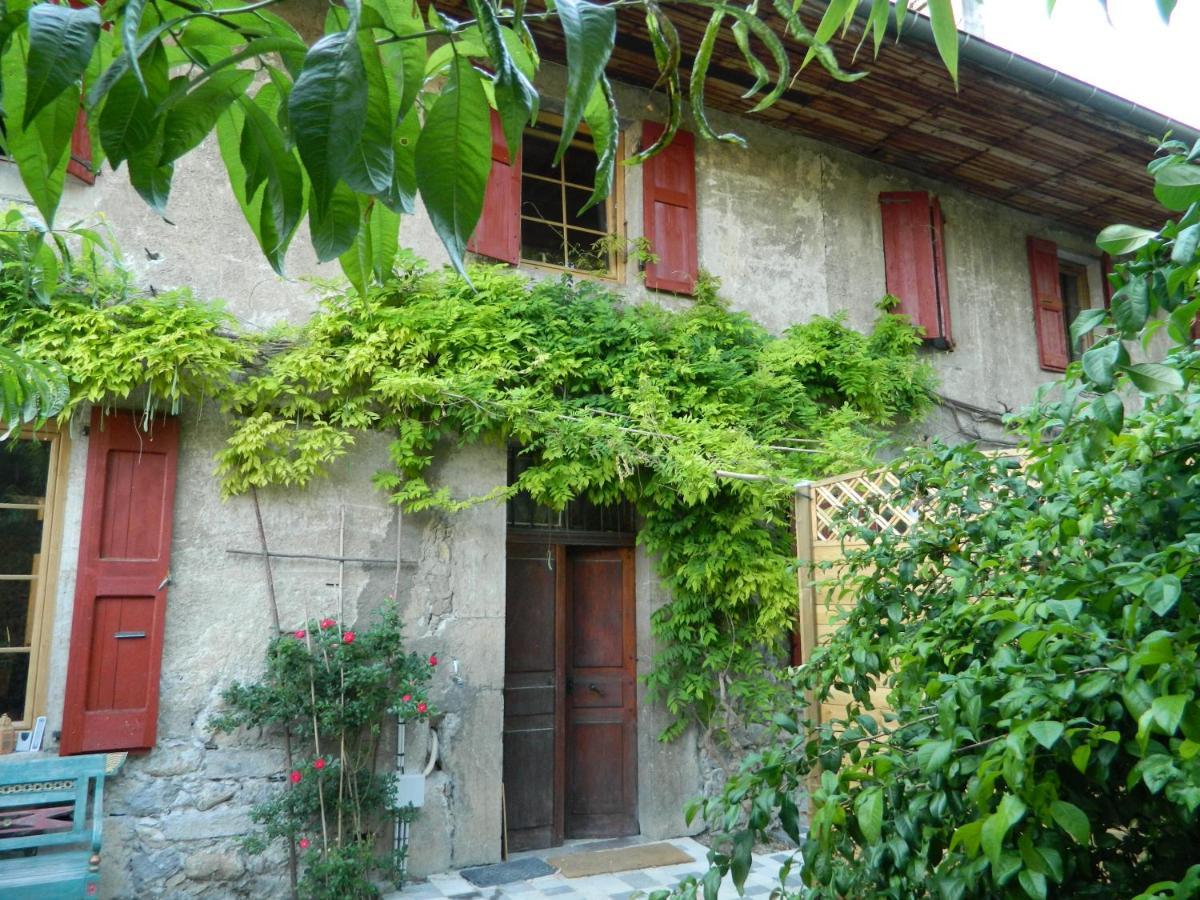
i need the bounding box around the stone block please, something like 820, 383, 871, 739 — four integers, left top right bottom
203, 748, 287, 779
141, 747, 203, 777
195, 783, 236, 811
161, 810, 253, 841
184, 850, 246, 881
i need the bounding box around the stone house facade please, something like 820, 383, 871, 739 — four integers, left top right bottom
2, 7, 1194, 898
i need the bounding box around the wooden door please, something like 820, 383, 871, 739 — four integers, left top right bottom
564, 546, 638, 839
503, 544, 565, 851
503, 543, 638, 850
60, 410, 180, 755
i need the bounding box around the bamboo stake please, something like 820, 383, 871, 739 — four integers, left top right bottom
250, 488, 298, 900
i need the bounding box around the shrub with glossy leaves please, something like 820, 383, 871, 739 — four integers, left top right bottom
686, 143, 1200, 898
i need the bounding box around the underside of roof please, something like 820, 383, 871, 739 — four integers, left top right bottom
495, 2, 1198, 236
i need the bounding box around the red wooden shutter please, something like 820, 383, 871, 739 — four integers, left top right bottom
66, 105, 95, 185
642, 122, 697, 294
467, 110, 521, 264
1027, 237, 1069, 372
880, 191, 951, 344
60, 409, 180, 755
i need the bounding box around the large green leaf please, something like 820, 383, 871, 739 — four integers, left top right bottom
120, 0, 150, 92
1122, 362, 1184, 395
0, 346, 67, 439
380, 110, 419, 216
339, 197, 400, 296
158, 68, 253, 165
98, 40, 168, 168
580, 75, 617, 213
1154, 164, 1200, 211
309, 181, 361, 262
1048, 800, 1090, 844
553, 0, 615, 165
689, 9, 745, 147
927, 0, 959, 88
1080, 339, 1122, 390
237, 88, 306, 270
468, 0, 536, 162
3, 31, 76, 225
414, 53, 491, 277
288, 8, 366, 214
1096, 223, 1159, 256
340, 32, 394, 196
23, 2, 99, 127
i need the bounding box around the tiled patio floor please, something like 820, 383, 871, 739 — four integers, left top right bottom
391, 836, 801, 899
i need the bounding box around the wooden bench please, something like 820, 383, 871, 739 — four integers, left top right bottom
0, 752, 124, 898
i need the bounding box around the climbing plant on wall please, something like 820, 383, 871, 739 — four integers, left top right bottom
0, 248, 935, 738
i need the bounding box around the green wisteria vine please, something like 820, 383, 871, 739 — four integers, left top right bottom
2, 254, 935, 736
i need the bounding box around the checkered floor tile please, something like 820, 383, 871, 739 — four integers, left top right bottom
390, 837, 801, 899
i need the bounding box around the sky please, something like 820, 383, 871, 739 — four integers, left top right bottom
967, 0, 1200, 128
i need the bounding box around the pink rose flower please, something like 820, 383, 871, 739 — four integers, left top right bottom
417, 702, 428, 714
428, 654, 438, 666
320, 618, 336, 630
299, 837, 310, 850
402, 694, 411, 703
290, 770, 302, 784
342, 631, 355, 644
313, 758, 326, 771
294, 629, 306, 639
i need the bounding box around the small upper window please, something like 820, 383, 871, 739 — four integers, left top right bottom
519, 118, 620, 278
1058, 261, 1092, 362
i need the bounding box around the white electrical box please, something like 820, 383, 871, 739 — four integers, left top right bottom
395, 773, 425, 809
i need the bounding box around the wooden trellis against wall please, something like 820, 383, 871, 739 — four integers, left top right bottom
793, 468, 918, 729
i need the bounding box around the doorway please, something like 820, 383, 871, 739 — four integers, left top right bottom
502, 540, 638, 852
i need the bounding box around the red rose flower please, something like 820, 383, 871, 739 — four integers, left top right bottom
294, 629, 306, 639
342, 631, 355, 644
402, 694, 411, 703
299, 837, 310, 850
428, 654, 438, 666
320, 618, 336, 630
417, 702, 428, 713
313, 758, 326, 770
290, 770, 302, 784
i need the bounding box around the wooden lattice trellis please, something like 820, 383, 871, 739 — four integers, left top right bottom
809, 469, 916, 544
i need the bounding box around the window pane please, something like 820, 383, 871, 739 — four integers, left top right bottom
0, 508, 46, 575
0, 437, 51, 503
566, 187, 606, 233
522, 130, 559, 178
521, 175, 563, 224
0, 651, 31, 721
566, 229, 609, 273
562, 140, 597, 188
521, 220, 566, 267
0, 580, 34, 648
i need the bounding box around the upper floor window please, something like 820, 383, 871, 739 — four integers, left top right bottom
0, 425, 66, 729
879, 191, 952, 349
469, 112, 622, 279
1027, 238, 1097, 372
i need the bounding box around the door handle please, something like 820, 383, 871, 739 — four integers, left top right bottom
114, 631, 146, 639
588, 683, 602, 695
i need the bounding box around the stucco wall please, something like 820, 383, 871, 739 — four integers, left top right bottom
4, 53, 1122, 897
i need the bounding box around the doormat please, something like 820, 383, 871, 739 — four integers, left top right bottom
460, 857, 556, 887
546, 842, 693, 878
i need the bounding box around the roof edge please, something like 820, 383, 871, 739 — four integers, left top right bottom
857, 0, 1200, 144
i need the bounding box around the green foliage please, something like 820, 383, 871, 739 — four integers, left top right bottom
0, 0, 975, 281
0, 265, 250, 422
0, 247, 933, 735
686, 143, 1200, 898
214, 604, 435, 899
214, 261, 933, 735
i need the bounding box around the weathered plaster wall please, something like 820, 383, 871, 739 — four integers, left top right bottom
41, 412, 505, 896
